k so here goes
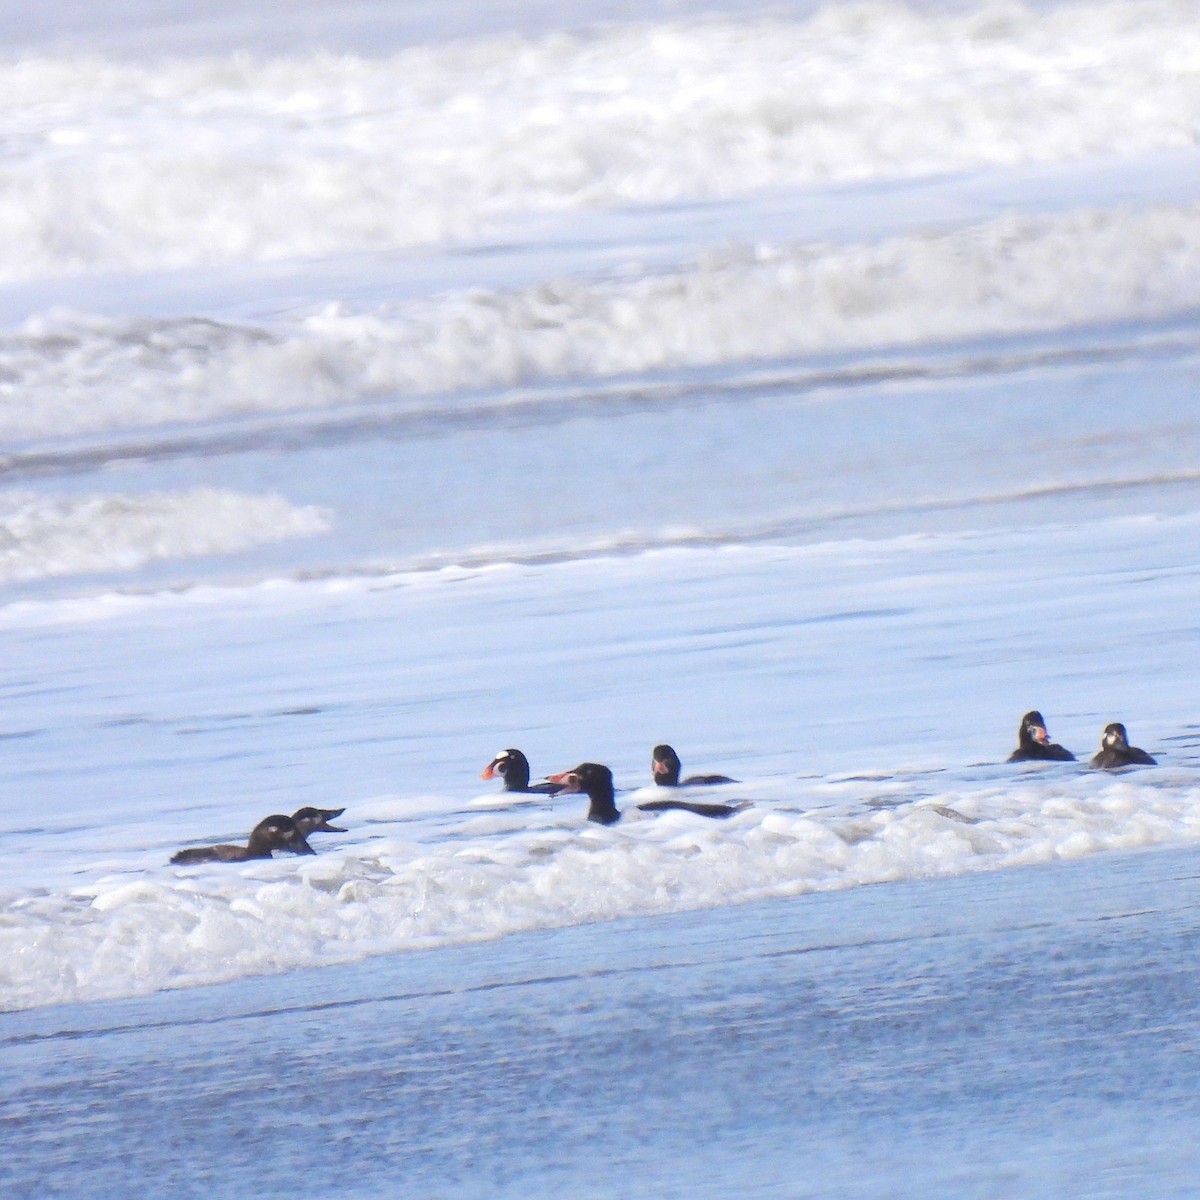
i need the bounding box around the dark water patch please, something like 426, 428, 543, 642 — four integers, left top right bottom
99, 714, 154, 728
929, 805, 981, 825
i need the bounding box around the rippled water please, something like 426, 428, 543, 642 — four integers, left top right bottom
8, 843, 1200, 1199
2, 0, 1200, 1194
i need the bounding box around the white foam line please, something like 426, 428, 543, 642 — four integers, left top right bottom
0, 487, 330, 582
3, 769, 1199, 1011
4, 201, 1200, 442
0, 2, 1197, 278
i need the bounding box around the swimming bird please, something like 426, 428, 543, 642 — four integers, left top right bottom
651, 743, 736, 787
481, 748, 559, 794
292, 806, 346, 835
1089, 722, 1156, 769
170, 814, 316, 864
547, 762, 745, 825
1006, 711, 1075, 762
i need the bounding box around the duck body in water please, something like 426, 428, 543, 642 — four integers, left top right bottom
481, 748, 559, 793
1007, 711, 1075, 762
548, 762, 745, 825
651, 744, 736, 786
170, 814, 316, 864
1090, 722, 1157, 769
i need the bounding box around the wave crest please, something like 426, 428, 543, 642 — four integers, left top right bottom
0, 2, 1197, 277
0, 487, 330, 581
4, 202, 1200, 442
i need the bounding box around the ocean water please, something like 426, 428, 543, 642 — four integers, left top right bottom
2, 0, 1200, 1194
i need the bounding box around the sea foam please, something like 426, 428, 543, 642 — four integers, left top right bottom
0, 487, 329, 581
0, 2, 1197, 280
5, 201, 1200, 443
2, 770, 1198, 1011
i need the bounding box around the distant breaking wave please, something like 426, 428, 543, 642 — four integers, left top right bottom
0, 488, 330, 582
0, 1, 1197, 279
3, 202, 1200, 442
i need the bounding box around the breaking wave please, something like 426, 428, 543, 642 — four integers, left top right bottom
0, 2, 1197, 279
4, 202, 1200, 442
0, 487, 330, 581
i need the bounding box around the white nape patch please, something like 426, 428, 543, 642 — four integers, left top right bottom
0, 487, 330, 582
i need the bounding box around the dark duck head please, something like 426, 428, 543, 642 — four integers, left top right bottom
1090, 722, 1156, 768
292, 806, 346, 835
1008, 710, 1075, 762
547, 762, 621, 824
1102, 722, 1130, 750
171, 814, 316, 865
481, 748, 558, 793
652, 743, 736, 786
246, 814, 316, 856
549, 761, 746, 825
1020, 711, 1050, 747
651, 744, 683, 787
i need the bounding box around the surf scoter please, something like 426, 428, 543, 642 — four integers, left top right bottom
651, 743, 736, 787
1089, 722, 1157, 769
547, 762, 745, 825
170, 814, 316, 865
292, 806, 346, 835
1007, 711, 1075, 762
481, 748, 559, 794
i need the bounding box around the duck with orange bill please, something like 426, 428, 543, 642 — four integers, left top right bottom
1006, 711, 1075, 762
481, 748, 559, 794
547, 762, 747, 825
651, 743, 736, 787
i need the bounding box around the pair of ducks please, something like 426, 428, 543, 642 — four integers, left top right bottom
1008, 712, 1157, 769
170, 806, 346, 864
482, 745, 742, 826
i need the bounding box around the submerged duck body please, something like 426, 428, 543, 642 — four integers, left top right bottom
481, 748, 559, 794
170, 814, 316, 865
651, 744, 736, 787
1090, 722, 1156, 769
548, 762, 744, 825
1007, 711, 1075, 762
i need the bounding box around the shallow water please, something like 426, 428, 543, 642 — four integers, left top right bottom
3, 509, 1200, 1009
3, 0, 1200, 1193
7, 843, 1200, 1199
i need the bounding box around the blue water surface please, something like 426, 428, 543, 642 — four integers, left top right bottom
6, 842, 1200, 1199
